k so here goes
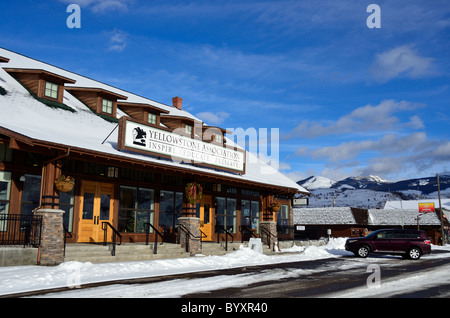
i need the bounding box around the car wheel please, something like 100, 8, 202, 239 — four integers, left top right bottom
408, 247, 422, 260
357, 245, 370, 258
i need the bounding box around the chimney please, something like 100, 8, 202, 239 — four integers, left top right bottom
172, 96, 183, 110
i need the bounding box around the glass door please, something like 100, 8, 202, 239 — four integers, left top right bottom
197, 195, 213, 241
78, 181, 115, 243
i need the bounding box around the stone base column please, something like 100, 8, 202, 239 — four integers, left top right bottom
178, 217, 201, 256
35, 209, 65, 266
260, 221, 278, 251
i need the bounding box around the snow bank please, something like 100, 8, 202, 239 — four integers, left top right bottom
0, 239, 349, 296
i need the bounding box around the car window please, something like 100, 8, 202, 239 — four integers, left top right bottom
375, 231, 387, 239
392, 231, 405, 239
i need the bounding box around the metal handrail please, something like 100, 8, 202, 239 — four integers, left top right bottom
260, 227, 276, 249
102, 222, 122, 256
178, 224, 207, 253
239, 225, 256, 243
63, 226, 72, 257
216, 225, 234, 251
144, 223, 164, 254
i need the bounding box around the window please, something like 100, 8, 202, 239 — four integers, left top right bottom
241, 200, 260, 233
0, 171, 11, 216
44, 81, 59, 99
20, 175, 41, 216
216, 197, 237, 234
242, 189, 259, 197
185, 124, 193, 136
215, 133, 223, 144
107, 166, 119, 178
118, 186, 155, 233
159, 190, 183, 235
60, 187, 75, 232
0, 143, 13, 163
148, 113, 157, 125
102, 99, 113, 114
277, 204, 289, 234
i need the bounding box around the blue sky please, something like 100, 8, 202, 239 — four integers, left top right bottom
1, 0, 449, 182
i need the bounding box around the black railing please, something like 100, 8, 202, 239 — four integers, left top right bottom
0, 214, 42, 247
239, 225, 257, 243
144, 223, 164, 254
216, 225, 234, 251
260, 227, 277, 250
102, 222, 122, 256
178, 224, 207, 253
63, 226, 73, 257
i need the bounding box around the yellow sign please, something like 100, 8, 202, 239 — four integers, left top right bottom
419, 202, 435, 213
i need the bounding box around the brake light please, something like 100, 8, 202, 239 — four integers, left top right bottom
424, 240, 431, 244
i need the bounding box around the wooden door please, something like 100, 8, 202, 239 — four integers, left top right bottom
199, 195, 213, 241
78, 181, 115, 243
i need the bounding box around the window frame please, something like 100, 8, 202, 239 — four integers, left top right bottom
102, 98, 113, 114
44, 81, 59, 100
118, 186, 155, 234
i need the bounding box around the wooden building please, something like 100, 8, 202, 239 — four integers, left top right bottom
0, 48, 308, 249
293, 207, 446, 244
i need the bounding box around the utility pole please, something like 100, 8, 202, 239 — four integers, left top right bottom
437, 173, 444, 245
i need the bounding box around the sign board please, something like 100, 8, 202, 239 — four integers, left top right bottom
419, 202, 435, 213
249, 238, 263, 254
296, 225, 305, 231
118, 118, 246, 174
293, 198, 309, 206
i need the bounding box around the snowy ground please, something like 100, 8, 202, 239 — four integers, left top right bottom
0, 238, 449, 298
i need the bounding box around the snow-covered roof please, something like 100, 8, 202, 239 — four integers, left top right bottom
0, 48, 307, 193
368, 209, 441, 226
294, 207, 442, 226
293, 207, 358, 225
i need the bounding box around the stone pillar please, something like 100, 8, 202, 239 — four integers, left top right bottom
35, 209, 65, 266
260, 221, 278, 251
178, 217, 201, 256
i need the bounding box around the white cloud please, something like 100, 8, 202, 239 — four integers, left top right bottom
107, 29, 127, 52
285, 99, 425, 139
195, 111, 230, 125
297, 132, 427, 163
369, 45, 437, 83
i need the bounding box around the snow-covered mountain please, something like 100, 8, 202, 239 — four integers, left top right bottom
298, 176, 336, 190
297, 174, 450, 209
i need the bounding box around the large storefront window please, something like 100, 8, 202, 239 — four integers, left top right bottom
241, 200, 260, 233
277, 204, 290, 234
21, 174, 41, 216
0, 171, 11, 216
118, 186, 155, 233
60, 188, 75, 232
159, 190, 183, 235
216, 197, 237, 234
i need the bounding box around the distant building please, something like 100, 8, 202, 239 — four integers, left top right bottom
293, 207, 447, 244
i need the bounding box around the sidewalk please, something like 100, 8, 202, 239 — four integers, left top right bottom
0, 238, 344, 297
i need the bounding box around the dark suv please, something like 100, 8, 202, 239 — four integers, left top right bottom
345, 229, 431, 260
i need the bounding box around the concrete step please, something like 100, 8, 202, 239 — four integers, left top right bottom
63, 239, 302, 263
64, 243, 190, 264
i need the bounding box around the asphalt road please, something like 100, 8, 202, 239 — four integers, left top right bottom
182, 250, 450, 298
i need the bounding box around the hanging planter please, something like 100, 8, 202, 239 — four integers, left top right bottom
185, 182, 203, 205
269, 202, 281, 212
54, 175, 75, 193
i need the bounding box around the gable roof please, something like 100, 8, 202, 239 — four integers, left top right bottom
0, 48, 308, 194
